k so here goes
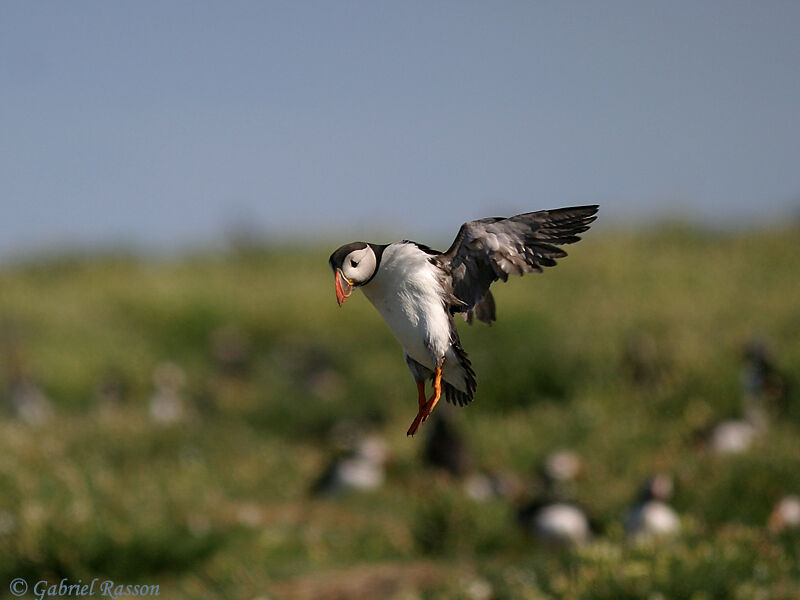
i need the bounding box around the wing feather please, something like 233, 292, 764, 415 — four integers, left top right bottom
439, 205, 598, 321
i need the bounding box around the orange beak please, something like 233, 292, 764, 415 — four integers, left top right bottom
334, 269, 353, 306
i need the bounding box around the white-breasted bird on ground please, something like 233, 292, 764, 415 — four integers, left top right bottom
149, 361, 187, 424
517, 450, 593, 546
768, 495, 800, 533
328, 205, 599, 435
624, 473, 681, 541
311, 433, 389, 496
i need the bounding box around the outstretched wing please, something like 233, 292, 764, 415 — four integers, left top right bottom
439, 205, 598, 322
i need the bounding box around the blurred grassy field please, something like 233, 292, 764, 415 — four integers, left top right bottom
0, 225, 799, 599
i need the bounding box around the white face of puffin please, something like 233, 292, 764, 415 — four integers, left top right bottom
340, 246, 376, 284
330, 243, 377, 306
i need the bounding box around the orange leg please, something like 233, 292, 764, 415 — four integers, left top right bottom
416, 380, 426, 410
421, 367, 442, 423
407, 366, 443, 436
407, 404, 426, 437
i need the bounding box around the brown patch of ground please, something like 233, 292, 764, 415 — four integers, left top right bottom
269, 560, 471, 600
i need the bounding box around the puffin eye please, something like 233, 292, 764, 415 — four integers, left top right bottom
350, 259, 358, 268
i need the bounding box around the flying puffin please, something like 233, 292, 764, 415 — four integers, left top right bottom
328, 205, 599, 436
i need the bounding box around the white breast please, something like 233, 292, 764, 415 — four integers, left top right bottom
625, 501, 680, 540
360, 243, 452, 370
529, 503, 591, 545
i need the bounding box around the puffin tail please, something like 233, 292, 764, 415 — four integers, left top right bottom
443, 341, 476, 407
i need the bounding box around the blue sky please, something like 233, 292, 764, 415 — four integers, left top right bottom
2, 2, 799, 258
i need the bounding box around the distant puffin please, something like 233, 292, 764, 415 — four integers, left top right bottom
624, 473, 681, 541
517, 450, 594, 546
311, 434, 389, 497
423, 410, 472, 477
329, 205, 599, 435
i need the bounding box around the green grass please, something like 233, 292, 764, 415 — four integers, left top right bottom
0, 225, 799, 599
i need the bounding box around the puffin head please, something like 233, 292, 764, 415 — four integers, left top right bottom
328, 242, 378, 306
